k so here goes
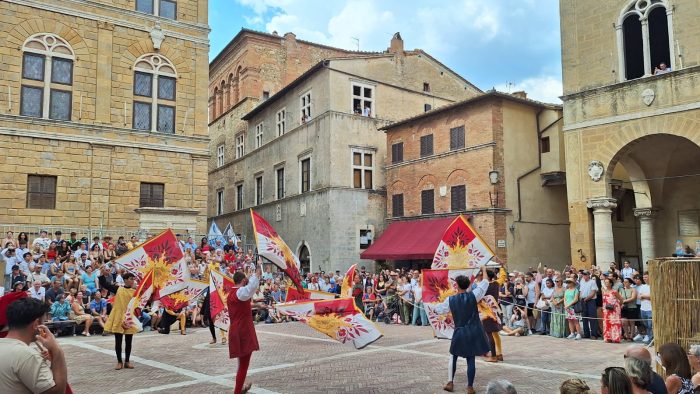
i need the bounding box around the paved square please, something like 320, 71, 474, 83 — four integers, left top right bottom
60, 322, 627, 393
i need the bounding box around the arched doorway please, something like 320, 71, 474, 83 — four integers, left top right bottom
298, 243, 311, 274
599, 134, 700, 269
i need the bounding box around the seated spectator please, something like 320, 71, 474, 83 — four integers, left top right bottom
485, 379, 517, 394
9, 265, 27, 291
81, 266, 99, 295
18, 252, 33, 277
601, 367, 633, 394
90, 291, 108, 334
560, 379, 594, 394
50, 294, 71, 321
71, 292, 93, 336
689, 345, 700, 390
658, 343, 694, 394
28, 263, 50, 288
625, 356, 654, 394
29, 281, 45, 302
500, 309, 528, 336
45, 279, 64, 306
63, 257, 79, 290
362, 286, 378, 321
624, 345, 668, 394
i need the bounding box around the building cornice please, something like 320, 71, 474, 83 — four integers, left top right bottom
563, 100, 700, 132
135, 207, 200, 215
386, 208, 511, 222
6, 0, 210, 45
0, 115, 210, 157
385, 142, 496, 170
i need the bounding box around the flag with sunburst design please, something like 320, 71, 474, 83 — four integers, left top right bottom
422, 268, 480, 339
276, 298, 382, 349
285, 286, 337, 302
250, 209, 304, 291
431, 215, 495, 269
340, 264, 357, 298
159, 277, 209, 311
209, 266, 235, 331
115, 229, 188, 299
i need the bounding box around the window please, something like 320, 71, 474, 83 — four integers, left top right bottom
352, 150, 373, 189
216, 189, 224, 216
217, 144, 225, 167
26, 175, 56, 209
423, 82, 430, 92
255, 122, 263, 148
300, 157, 311, 193
276, 167, 285, 200
424, 104, 432, 112
421, 189, 434, 215
255, 176, 263, 206
420, 134, 433, 157
392, 194, 404, 217
236, 183, 243, 210
618, 1, 673, 80
540, 137, 551, 153
136, 0, 177, 20
352, 83, 374, 117
450, 126, 465, 150
451, 185, 466, 212
262, 91, 270, 100
20, 34, 74, 120
140, 182, 164, 208
300, 91, 312, 122
391, 142, 404, 164
276, 108, 286, 136
133, 54, 177, 133
359, 229, 373, 250
235, 133, 245, 159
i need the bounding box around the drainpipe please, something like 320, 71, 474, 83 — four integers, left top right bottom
515, 112, 563, 222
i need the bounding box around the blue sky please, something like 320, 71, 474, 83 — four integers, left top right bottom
208, 0, 563, 102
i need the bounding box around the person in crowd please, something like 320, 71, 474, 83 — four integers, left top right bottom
601, 366, 633, 394
29, 280, 46, 302
538, 278, 555, 335
550, 277, 566, 338
71, 292, 94, 337
625, 356, 655, 394
90, 291, 109, 334
524, 272, 539, 333
362, 285, 379, 321
654, 62, 672, 75
620, 278, 639, 341
32, 230, 51, 252
398, 275, 413, 325
624, 345, 668, 394
103, 243, 117, 262
483, 269, 504, 362
81, 265, 99, 295
564, 278, 582, 340
2, 231, 15, 248
50, 294, 71, 322
66, 232, 80, 251
30, 259, 50, 287
602, 277, 624, 343
19, 252, 33, 277
499, 274, 515, 327
512, 277, 530, 333
228, 263, 262, 394
579, 270, 599, 339
499, 308, 527, 336
63, 257, 79, 290
658, 343, 695, 394
560, 378, 594, 394
102, 272, 138, 370
435, 265, 489, 394
689, 345, 700, 391
73, 242, 88, 261
126, 236, 140, 250
412, 274, 429, 326
88, 244, 102, 266
485, 379, 517, 394
0, 297, 68, 394
45, 279, 64, 306
45, 242, 57, 264
3, 248, 20, 291
10, 265, 27, 291
635, 274, 653, 344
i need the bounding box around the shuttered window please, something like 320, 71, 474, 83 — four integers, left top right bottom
391, 142, 404, 164
421, 189, 434, 215
392, 194, 404, 217
451, 185, 466, 212
26, 175, 57, 209
450, 126, 465, 150
140, 182, 164, 208
420, 134, 433, 157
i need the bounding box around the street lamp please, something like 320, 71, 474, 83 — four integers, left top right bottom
489, 170, 500, 185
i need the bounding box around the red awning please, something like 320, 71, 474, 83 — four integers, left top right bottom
360, 217, 458, 260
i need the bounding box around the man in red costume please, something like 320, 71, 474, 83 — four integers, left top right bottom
228, 264, 262, 394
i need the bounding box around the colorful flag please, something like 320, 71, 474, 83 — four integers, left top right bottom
422, 268, 480, 339
340, 264, 357, 298
123, 269, 155, 331
159, 277, 209, 312
285, 286, 337, 302
431, 215, 495, 269
223, 222, 239, 244
209, 266, 235, 331
250, 209, 304, 291
276, 298, 382, 349
208, 222, 226, 248
115, 229, 188, 299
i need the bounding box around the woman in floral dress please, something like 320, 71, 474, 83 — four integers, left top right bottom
549, 278, 566, 338
602, 277, 624, 343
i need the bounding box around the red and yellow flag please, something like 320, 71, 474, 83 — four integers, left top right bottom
209, 266, 235, 331
340, 264, 357, 298
285, 286, 336, 302
123, 269, 155, 330
276, 298, 382, 349
431, 215, 495, 269
250, 209, 304, 291
160, 278, 208, 312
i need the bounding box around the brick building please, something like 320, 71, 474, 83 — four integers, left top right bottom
0, 0, 210, 235
362, 92, 570, 270
560, 0, 700, 269
209, 33, 480, 272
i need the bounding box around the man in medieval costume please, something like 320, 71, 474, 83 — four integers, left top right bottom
228, 264, 262, 394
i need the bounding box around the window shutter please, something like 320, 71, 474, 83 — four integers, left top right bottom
451, 185, 466, 212
420, 135, 433, 157
421, 189, 434, 215
392, 194, 404, 217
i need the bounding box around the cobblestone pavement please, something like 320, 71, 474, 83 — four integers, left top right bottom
59, 322, 628, 393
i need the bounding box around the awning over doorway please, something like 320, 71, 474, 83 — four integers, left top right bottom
360, 217, 458, 260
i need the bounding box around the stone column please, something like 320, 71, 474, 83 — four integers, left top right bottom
641, 19, 652, 76
634, 208, 658, 270
587, 197, 618, 266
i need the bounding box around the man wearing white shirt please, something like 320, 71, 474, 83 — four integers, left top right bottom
578, 271, 599, 339
435, 265, 490, 394
29, 281, 46, 302
31, 230, 51, 251
634, 273, 653, 344
228, 265, 262, 394
73, 243, 88, 260
621, 261, 636, 279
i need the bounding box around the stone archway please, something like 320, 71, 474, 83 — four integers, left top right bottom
590, 133, 700, 269
297, 241, 311, 274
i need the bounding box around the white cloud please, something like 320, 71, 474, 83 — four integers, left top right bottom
496, 75, 563, 103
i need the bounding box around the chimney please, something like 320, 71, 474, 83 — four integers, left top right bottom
388, 32, 404, 53
511, 91, 527, 99
283, 32, 296, 42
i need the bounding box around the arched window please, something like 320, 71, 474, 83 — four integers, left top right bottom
220, 80, 226, 114
20, 33, 75, 120
235, 65, 242, 104
617, 0, 675, 81
212, 87, 219, 119
133, 53, 177, 133
228, 73, 235, 106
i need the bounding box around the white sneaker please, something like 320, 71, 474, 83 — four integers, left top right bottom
633, 334, 643, 342
566, 333, 576, 339
528, 330, 533, 335
575, 334, 582, 340
642, 335, 650, 343
499, 330, 508, 336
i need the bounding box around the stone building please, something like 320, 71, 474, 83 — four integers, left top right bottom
560, 0, 700, 269
362, 92, 569, 271
210, 34, 480, 272
0, 0, 210, 235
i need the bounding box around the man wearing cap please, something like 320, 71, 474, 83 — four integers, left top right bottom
10, 265, 27, 291
579, 270, 599, 339
67, 232, 81, 251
